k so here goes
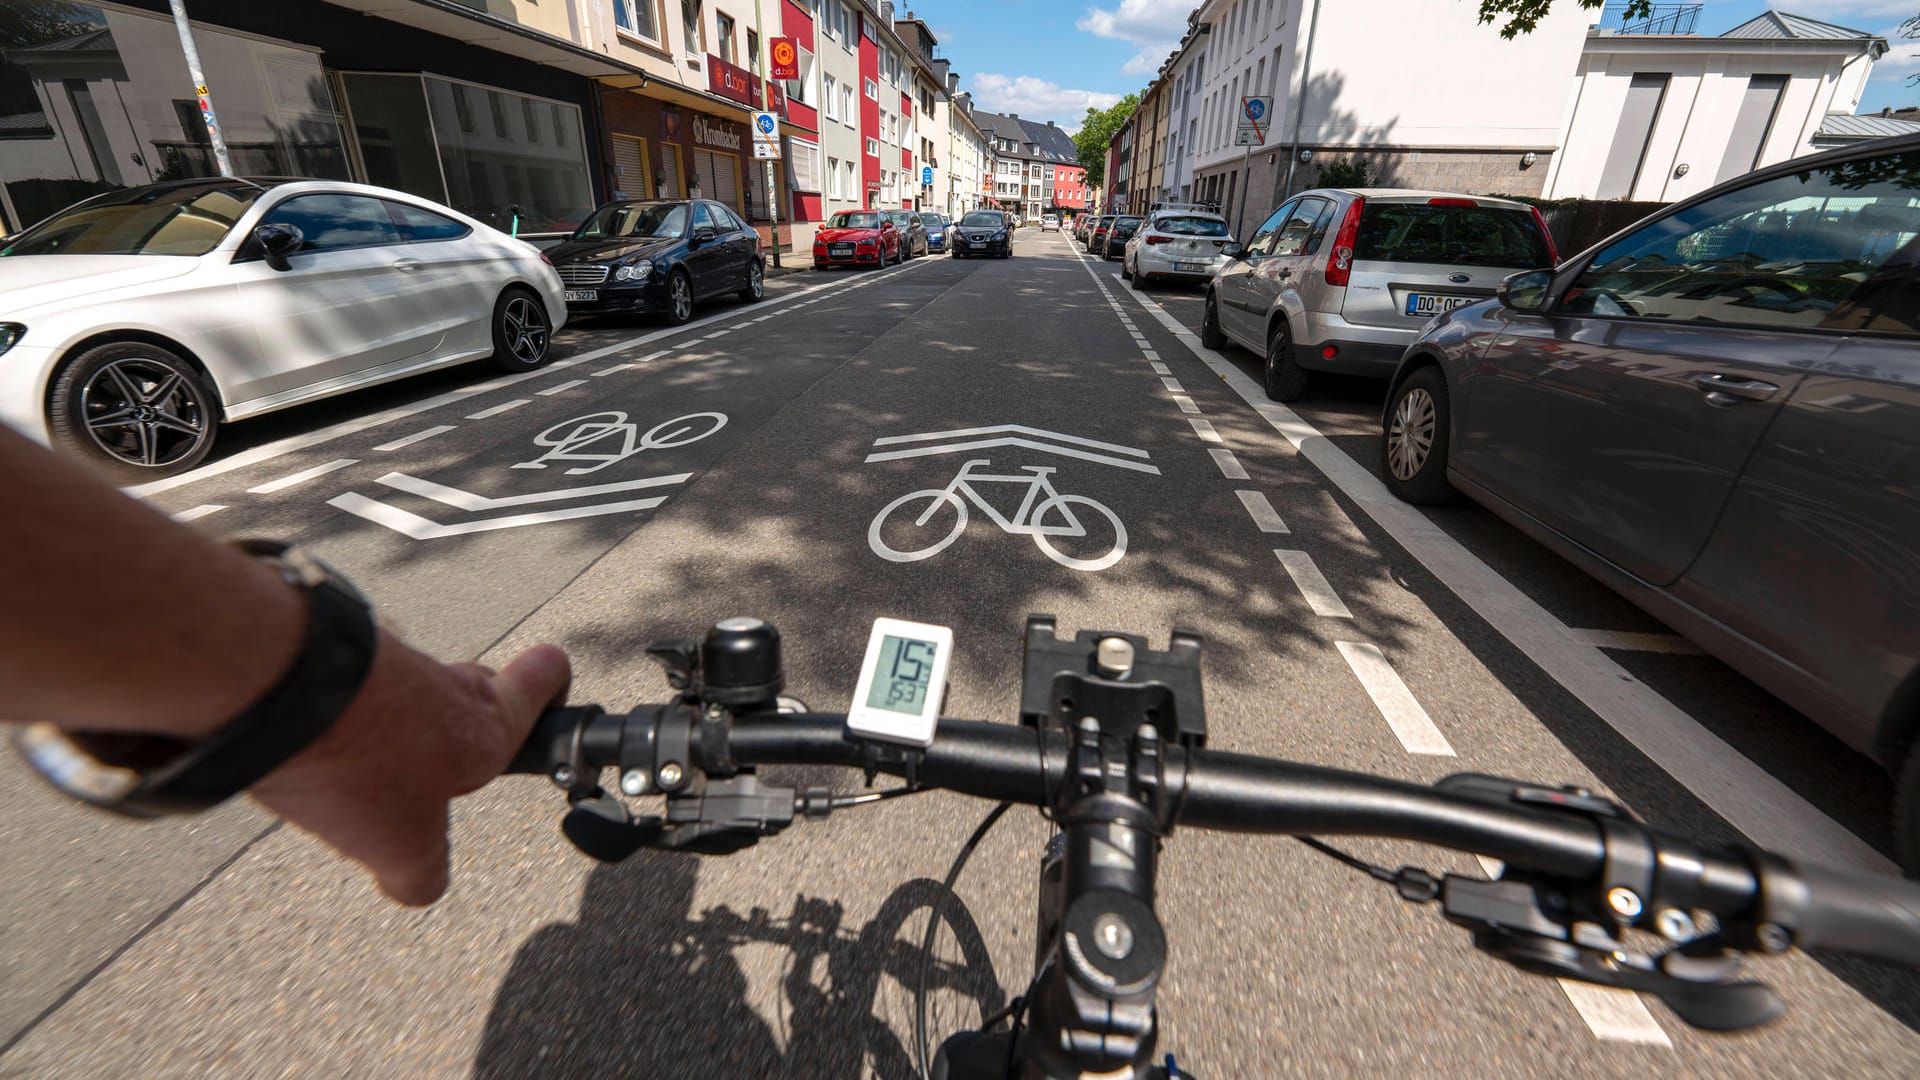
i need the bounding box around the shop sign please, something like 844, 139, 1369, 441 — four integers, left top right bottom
708, 54, 755, 107
693, 115, 742, 151
770, 38, 799, 80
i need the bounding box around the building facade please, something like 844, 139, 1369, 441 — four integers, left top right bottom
1161, 18, 1210, 207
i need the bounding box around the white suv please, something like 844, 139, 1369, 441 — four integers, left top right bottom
1121, 210, 1234, 288
1041, 215, 1060, 232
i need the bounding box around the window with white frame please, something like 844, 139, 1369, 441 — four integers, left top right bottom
843, 158, 856, 197
822, 73, 837, 118
785, 48, 815, 104
840, 84, 854, 127
827, 155, 841, 197
866, 136, 878, 156
612, 0, 662, 42
790, 138, 819, 192
681, 0, 704, 56
715, 11, 736, 63
863, 77, 877, 99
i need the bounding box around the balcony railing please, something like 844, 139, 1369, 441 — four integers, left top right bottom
1597, 3, 1701, 35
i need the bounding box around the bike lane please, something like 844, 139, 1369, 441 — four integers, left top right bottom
9, 236, 1917, 1077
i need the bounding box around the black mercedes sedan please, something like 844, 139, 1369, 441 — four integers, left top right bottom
544, 199, 763, 325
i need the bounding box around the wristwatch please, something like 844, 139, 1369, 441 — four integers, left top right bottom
13, 540, 377, 818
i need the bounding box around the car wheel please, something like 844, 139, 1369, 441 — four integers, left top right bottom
1897, 741, 1920, 877
489, 288, 553, 371
47, 340, 219, 482
663, 269, 696, 324
1380, 366, 1457, 504
1261, 321, 1311, 402
739, 259, 764, 303
1200, 294, 1227, 350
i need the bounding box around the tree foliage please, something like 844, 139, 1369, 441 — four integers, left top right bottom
1316, 158, 1373, 188
0, 1, 98, 47
1473, 0, 1645, 38
1074, 93, 1140, 190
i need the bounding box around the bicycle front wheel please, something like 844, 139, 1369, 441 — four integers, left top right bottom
1030, 494, 1126, 572
869, 490, 968, 562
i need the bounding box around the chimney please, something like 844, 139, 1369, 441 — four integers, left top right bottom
1008, 112, 1018, 119
948, 72, 959, 93
1046, 119, 1055, 127
1883, 107, 1894, 117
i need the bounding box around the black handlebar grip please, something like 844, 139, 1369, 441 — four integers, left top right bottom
505, 705, 603, 776
1786, 859, 1920, 968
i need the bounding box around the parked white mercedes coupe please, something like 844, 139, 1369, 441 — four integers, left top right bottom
0, 177, 567, 480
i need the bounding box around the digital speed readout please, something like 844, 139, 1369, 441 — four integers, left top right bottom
846, 618, 953, 748
865, 635, 938, 714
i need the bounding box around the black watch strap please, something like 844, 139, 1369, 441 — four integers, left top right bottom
16, 543, 378, 817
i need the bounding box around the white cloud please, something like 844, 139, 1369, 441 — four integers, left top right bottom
1076, 0, 1192, 49
1120, 48, 1164, 77
967, 73, 1121, 123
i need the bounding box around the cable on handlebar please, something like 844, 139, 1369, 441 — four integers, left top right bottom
915, 800, 1013, 1080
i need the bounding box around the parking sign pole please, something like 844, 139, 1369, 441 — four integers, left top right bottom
754, 0, 782, 268
167, 0, 233, 178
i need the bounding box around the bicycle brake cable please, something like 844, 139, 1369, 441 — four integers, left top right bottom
1294, 836, 1442, 903
915, 800, 1014, 1080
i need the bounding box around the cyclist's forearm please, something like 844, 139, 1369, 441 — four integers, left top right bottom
0, 426, 303, 737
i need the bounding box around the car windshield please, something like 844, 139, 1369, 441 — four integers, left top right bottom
922, 215, 947, 227
572, 203, 687, 240
888, 212, 915, 226
1113, 217, 1143, 231
829, 211, 883, 229
1355, 203, 1552, 268
959, 212, 1003, 227
1154, 216, 1229, 237
0, 181, 266, 257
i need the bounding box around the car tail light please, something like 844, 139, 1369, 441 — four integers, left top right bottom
1146, 235, 1171, 245
1528, 204, 1560, 264
1325, 197, 1365, 287
1427, 197, 1476, 207
539, 251, 554, 266
1321, 345, 1338, 360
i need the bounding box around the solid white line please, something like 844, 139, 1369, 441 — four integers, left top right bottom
1209, 448, 1249, 479
328, 492, 666, 539
246, 457, 358, 494
372, 425, 456, 452
1161, 377, 1185, 393
1172, 395, 1202, 415
1150, 362, 1172, 375
1119, 266, 1897, 875
536, 379, 586, 396
126, 259, 931, 499
1274, 549, 1353, 618
872, 424, 1152, 457
466, 399, 530, 420
1336, 641, 1456, 756
1188, 418, 1222, 443
374, 470, 690, 510
1235, 490, 1289, 533
591, 364, 633, 377
171, 504, 226, 522
1469, 856, 1673, 1045
1563, 627, 1704, 655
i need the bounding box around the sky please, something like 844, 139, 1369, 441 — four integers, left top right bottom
903, 0, 1918, 131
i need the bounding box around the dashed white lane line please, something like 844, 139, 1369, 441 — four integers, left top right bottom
1235, 490, 1289, 533
372, 425, 456, 451
591, 363, 633, 377
1189, 418, 1223, 443
1336, 641, 1456, 756
637, 350, 670, 363
704, 329, 732, 339
1171, 395, 1201, 415
536, 379, 586, 396
1274, 549, 1353, 618
1209, 448, 1249, 479
1563, 628, 1704, 655
1142, 349, 1161, 361
1161, 377, 1186, 392
171, 504, 226, 522
1150, 362, 1172, 375
466, 399, 530, 420
1116, 262, 1896, 876
246, 457, 358, 494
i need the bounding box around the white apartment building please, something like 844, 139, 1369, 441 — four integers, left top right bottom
1542, 12, 1893, 202
1185, 0, 1591, 235
810, 0, 866, 218
1161, 18, 1210, 207
947, 92, 989, 216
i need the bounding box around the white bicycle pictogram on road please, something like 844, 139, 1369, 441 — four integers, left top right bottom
513, 410, 727, 474
867, 458, 1127, 572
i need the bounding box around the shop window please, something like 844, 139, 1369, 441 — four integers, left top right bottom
610, 134, 650, 200
419, 77, 593, 233
692, 148, 739, 211
657, 144, 685, 198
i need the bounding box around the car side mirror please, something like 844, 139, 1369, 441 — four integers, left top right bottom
1498, 268, 1554, 314
1222, 242, 1247, 260
254, 223, 304, 271
691, 225, 716, 245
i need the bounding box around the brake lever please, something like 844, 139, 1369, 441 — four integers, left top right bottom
559, 772, 802, 862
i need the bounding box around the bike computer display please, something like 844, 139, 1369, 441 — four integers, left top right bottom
846, 617, 952, 747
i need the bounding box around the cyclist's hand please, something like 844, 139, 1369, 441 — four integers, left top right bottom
249, 635, 571, 905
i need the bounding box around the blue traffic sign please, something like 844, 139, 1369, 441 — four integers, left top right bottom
1243, 97, 1266, 121
755, 113, 777, 134
921, 165, 933, 185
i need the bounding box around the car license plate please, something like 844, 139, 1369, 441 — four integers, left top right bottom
1406, 293, 1475, 316
1173, 262, 1206, 272
830, 243, 854, 255
564, 289, 597, 302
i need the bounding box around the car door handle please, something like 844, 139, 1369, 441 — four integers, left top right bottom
1691, 373, 1779, 404
1272, 268, 1292, 280
391, 259, 424, 272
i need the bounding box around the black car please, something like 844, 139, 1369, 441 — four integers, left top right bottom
888, 210, 930, 258
1102, 216, 1143, 260
544, 199, 762, 325
950, 210, 1012, 259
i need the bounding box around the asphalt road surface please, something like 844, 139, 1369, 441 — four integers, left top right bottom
5, 229, 1917, 1078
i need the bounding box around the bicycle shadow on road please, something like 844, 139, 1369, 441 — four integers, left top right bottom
474, 850, 1005, 1080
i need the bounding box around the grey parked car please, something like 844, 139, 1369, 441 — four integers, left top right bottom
887, 210, 930, 258
1202, 189, 1557, 401
1380, 135, 1920, 871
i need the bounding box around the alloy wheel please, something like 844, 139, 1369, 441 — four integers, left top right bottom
1386, 387, 1437, 481
502, 295, 549, 364
671, 274, 693, 322
79, 358, 210, 469
747, 261, 764, 298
